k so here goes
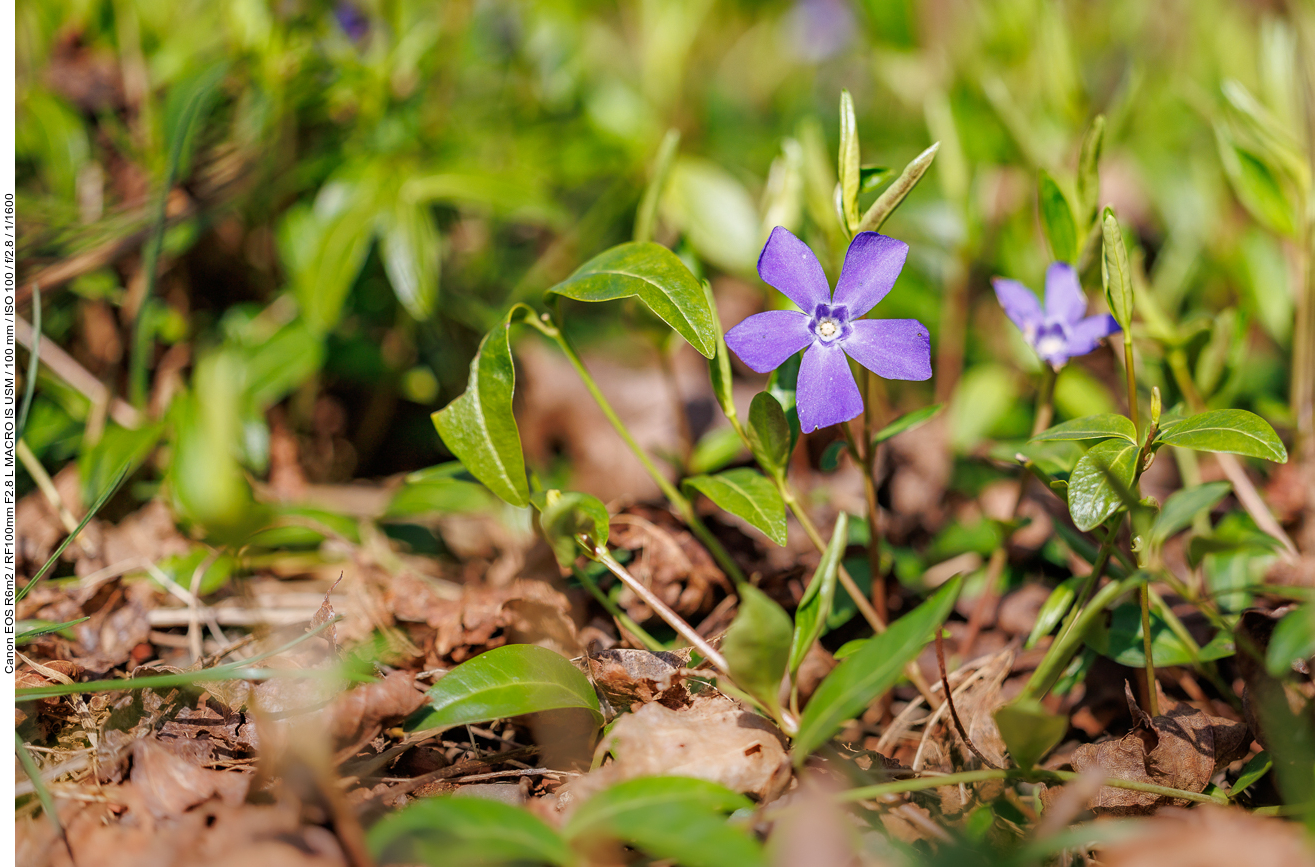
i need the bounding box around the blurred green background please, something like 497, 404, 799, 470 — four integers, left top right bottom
15, 0, 1310, 549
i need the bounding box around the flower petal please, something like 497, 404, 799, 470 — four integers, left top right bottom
992, 278, 1044, 334
1044, 262, 1088, 325
1065, 314, 1121, 358
725, 310, 814, 373
843, 319, 933, 381
796, 342, 863, 433
758, 226, 832, 312
832, 232, 909, 317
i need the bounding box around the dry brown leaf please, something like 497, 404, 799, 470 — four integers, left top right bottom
586, 647, 692, 713
1065, 683, 1248, 816
429, 580, 580, 663
608, 507, 729, 620
568, 693, 791, 804
1098, 805, 1315, 867
326, 671, 426, 744
129, 739, 250, 819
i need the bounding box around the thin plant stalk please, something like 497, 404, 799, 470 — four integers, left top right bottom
17, 282, 40, 442
1023, 574, 1141, 701
525, 313, 746, 585
1139, 583, 1160, 716
572, 565, 665, 652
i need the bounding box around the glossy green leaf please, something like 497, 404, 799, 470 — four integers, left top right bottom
1266, 605, 1315, 677
855, 142, 939, 234
683, 468, 786, 546
530, 489, 610, 569
1067, 438, 1138, 531
1025, 575, 1083, 649
1039, 170, 1078, 264
408, 644, 602, 732
993, 699, 1067, 770
747, 392, 792, 479
838, 90, 860, 232
1029, 415, 1137, 444
548, 242, 716, 358
1101, 208, 1133, 330
1149, 481, 1231, 545
1155, 409, 1288, 463
720, 584, 792, 715
380, 196, 441, 321
1230, 751, 1272, 799
432, 308, 529, 507
367, 796, 573, 867
1086, 604, 1235, 668
1076, 115, 1105, 225
564, 777, 762, 867
871, 402, 944, 446
789, 513, 846, 679
794, 577, 961, 763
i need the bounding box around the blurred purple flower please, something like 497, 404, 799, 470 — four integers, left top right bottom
335, 2, 369, 41
784, 0, 855, 62
992, 263, 1120, 370
726, 226, 932, 434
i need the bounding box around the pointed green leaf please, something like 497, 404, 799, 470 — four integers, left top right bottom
548, 242, 716, 358
1039, 171, 1079, 264
871, 402, 945, 446
859, 165, 890, 193
1031, 414, 1137, 444
1086, 604, 1234, 667
794, 577, 961, 763
1101, 208, 1133, 330
1076, 115, 1105, 226
1215, 125, 1298, 238
683, 468, 786, 546
1149, 481, 1231, 545
838, 90, 860, 232
1025, 575, 1083, 650
380, 197, 440, 321
530, 489, 610, 569
855, 142, 939, 234
1155, 409, 1288, 463
720, 584, 792, 715
408, 644, 602, 733
747, 392, 792, 479
993, 699, 1067, 770
789, 513, 846, 679
1067, 438, 1139, 531
432, 308, 528, 507
1230, 751, 1272, 799
17, 617, 90, 644
368, 796, 573, 867
564, 777, 762, 867
1266, 605, 1315, 677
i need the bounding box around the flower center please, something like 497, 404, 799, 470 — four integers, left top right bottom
810, 303, 851, 344
817, 318, 839, 339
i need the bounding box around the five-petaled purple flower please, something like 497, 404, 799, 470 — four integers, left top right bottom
725, 226, 932, 434
992, 263, 1120, 370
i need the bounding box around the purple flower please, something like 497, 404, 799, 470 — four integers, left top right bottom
725, 226, 932, 434
992, 263, 1120, 370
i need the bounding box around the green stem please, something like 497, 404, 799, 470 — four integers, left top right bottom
1123, 335, 1139, 433
527, 313, 746, 585
573, 565, 664, 652
1139, 583, 1160, 716
1023, 574, 1141, 701
837, 766, 1227, 806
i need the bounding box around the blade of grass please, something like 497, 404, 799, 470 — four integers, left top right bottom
15, 732, 73, 863
17, 617, 91, 643
17, 282, 40, 442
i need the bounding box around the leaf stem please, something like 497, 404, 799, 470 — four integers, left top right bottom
1123, 335, 1139, 433
837, 766, 1228, 806
1139, 582, 1160, 716
572, 565, 665, 652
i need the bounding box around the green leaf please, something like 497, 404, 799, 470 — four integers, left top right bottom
78, 421, 163, 504
871, 403, 945, 446
855, 142, 939, 234
794, 577, 961, 763
688, 426, 747, 475
408, 644, 602, 732
993, 699, 1068, 770
1076, 115, 1105, 226
380, 197, 441, 321
432, 308, 529, 507
838, 90, 860, 232
1230, 751, 1272, 799
789, 514, 846, 679
548, 242, 717, 358
683, 468, 786, 546
635, 128, 681, 243
720, 584, 792, 715
1025, 575, 1083, 650
662, 157, 762, 274
1216, 126, 1298, 238
1086, 604, 1235, 668
17, 617, 90, 644
1149, 481, 1231, 545
290, 190, 378, 334
1067, 438, 1138, 532
1030, 414, 1137, 444
747, 392, 792, 479
1266, 605, 1315, 677
859, 165, 890, 193
1100, 208, 1133, 330
367, 796, 573, 867
1155, 409, 1288, 463
819, 441, 847, 472
564, 777, 762, 867
530, 489, 611, 570
1039, 171, 1078, 264
162, 62, 229, 182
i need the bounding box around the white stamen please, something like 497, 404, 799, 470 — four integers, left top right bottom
818, 318, 839, 339
1036, 335, 1065, 358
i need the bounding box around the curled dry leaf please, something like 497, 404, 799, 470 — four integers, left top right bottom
1062, 683, 1248, 816
427, 580, 581, 663
586, 647, 693, 713
609, 507, 730, 619
326, 670, 426, 744
129, 739, 250, 819
567, 694, 791, 804
1099, 805, 1315, 867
